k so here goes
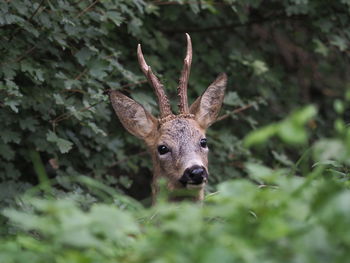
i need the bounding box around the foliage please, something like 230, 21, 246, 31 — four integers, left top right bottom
1, 0, 350, 200
1, 0, 350, 261
1, 119, 350, 262
1, 92, 350, 262
244, 105, 318, 147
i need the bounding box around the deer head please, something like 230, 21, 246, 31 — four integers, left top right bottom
110, 34, 227, 202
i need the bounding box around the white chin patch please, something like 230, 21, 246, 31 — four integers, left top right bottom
186, 182, 206, 189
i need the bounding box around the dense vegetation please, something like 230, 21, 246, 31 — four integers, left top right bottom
1, 0, 350, 262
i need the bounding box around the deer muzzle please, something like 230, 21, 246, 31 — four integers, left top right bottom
179, 165, 208, 187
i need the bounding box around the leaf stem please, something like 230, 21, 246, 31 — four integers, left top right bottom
29, 149, 52, 192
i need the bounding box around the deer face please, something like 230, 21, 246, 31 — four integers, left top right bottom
155, 118, 209, 189
109, 34, 227, 201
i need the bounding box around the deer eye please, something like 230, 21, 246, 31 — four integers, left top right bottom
158, 145, 170, 155
200, 138, 207, 148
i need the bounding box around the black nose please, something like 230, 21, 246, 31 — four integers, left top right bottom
179, 165, 208, 186
189, 167, 205, 179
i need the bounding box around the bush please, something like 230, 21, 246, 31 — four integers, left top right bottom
1, 162, 350, 262
2, 0, 350, 201
1, 1, 350, 261
2, 99, 350, 262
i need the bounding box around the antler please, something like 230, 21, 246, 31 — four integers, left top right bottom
177, 33, 192, 114
137, 44, 173, 118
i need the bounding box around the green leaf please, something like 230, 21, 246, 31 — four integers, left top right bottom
87, 122, 107, 136
75, 47, 94, 66
334, 100, 344, 114
19, 117, 39, 131
4, 100, 20, 113
290, 105, 317, 126
244, 124, 278, 147
313, 139, 347, 162
46, 131, 73, 153
278, 120, 308, 145
0, 130, 21, 144
105, 11, 124, 26
272, 151, 294, 166
330, 35, 348, 52
313, 39, 329, 57
2, 209, 43, 231
223, 91, 242, 106
0, 143, 15, 160
245, 162, 274, 183
251, 60, 268, 75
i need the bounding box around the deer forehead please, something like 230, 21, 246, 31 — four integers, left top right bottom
157, 118, 205, 146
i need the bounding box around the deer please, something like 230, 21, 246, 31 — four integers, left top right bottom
109, 34, 227, 202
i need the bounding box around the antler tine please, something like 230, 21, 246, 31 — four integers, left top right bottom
177, 33, 192, 114
137, 44, 172, 118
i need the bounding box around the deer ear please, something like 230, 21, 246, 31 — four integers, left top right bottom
189, 73, 227, 129
110, 91, 158, 139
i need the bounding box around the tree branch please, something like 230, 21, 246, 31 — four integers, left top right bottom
51, 80, 149, 127
75, 0, 100, 18
160, 12, 302, 34
8, 0, 46, 42
216, 103, 255, 122
150, 0, 230, 5
13, 45, 37, 63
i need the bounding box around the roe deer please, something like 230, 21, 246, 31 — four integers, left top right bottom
110, 34, 227, 202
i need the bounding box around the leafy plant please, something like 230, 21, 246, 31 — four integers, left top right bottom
2, 0, 350, 200
1, 1, 350, 261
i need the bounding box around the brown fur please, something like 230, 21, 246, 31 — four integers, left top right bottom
109, 36, 227, 203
